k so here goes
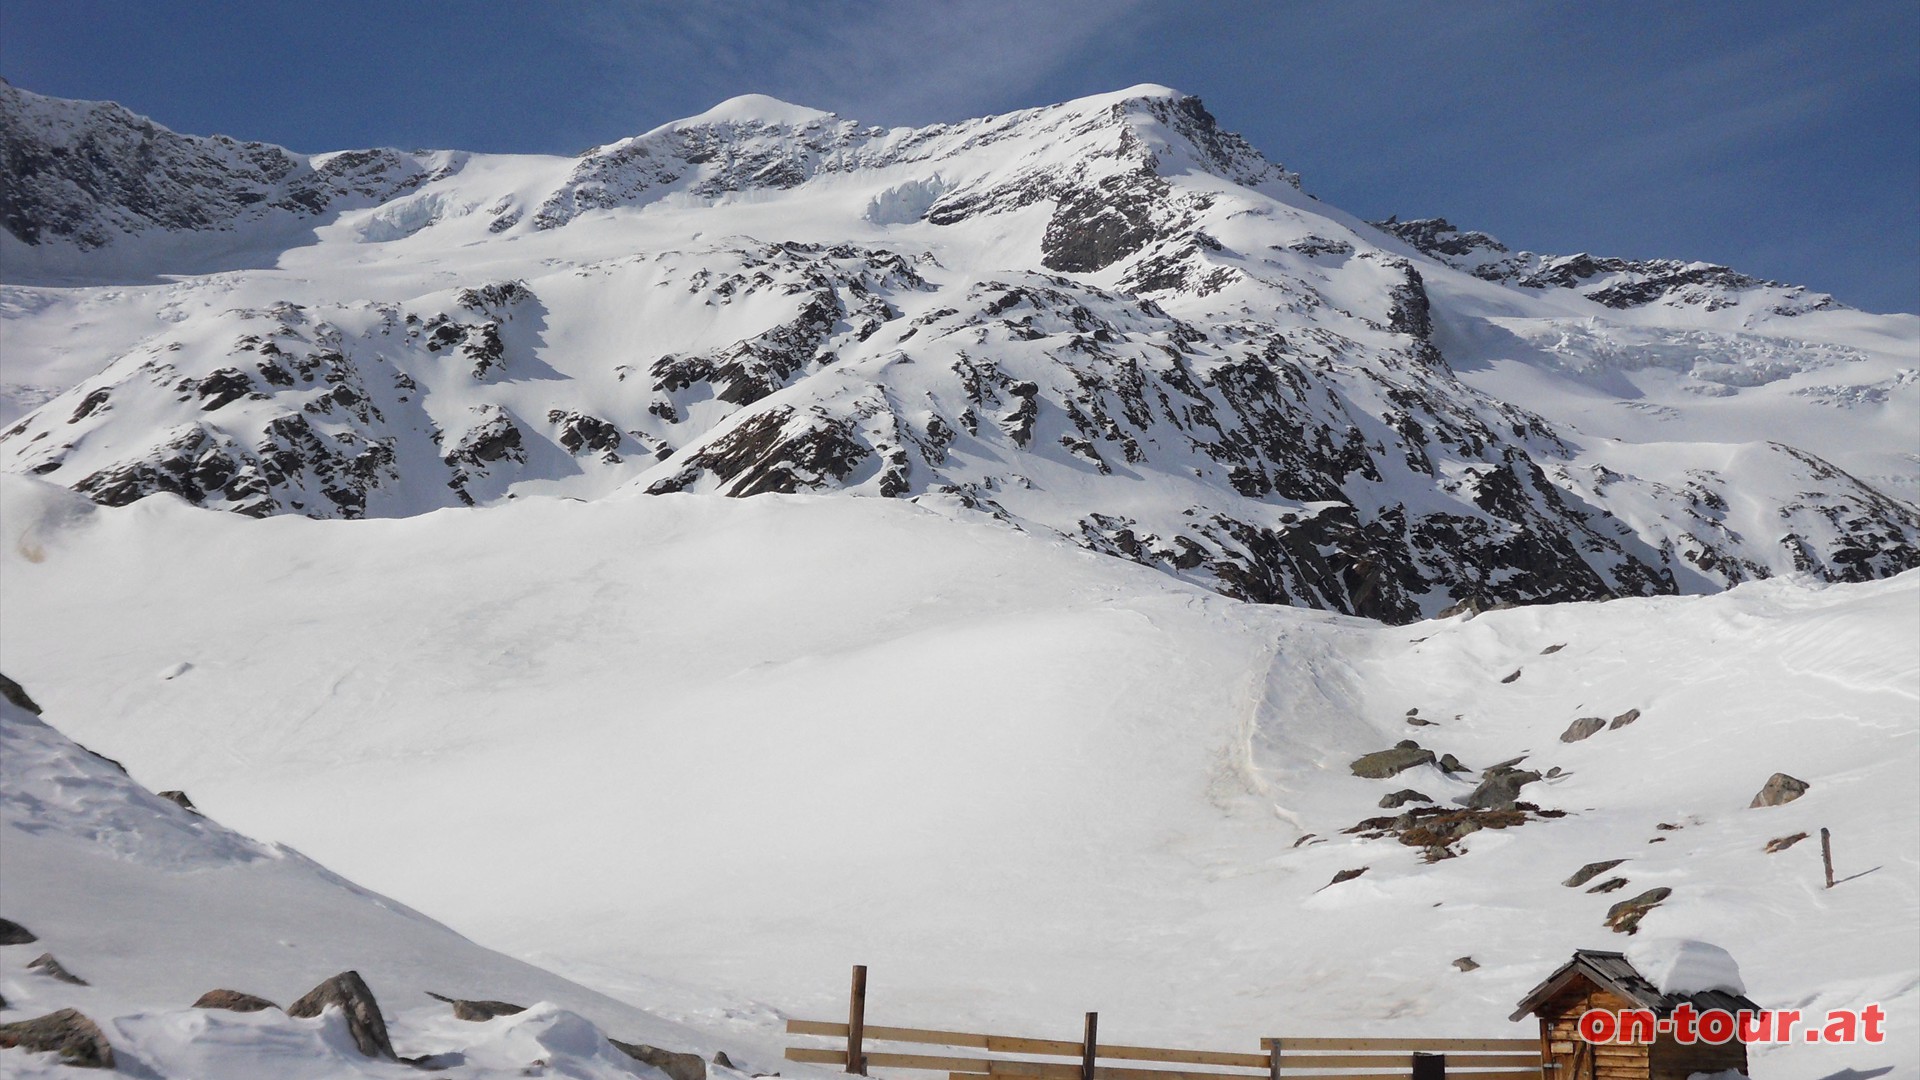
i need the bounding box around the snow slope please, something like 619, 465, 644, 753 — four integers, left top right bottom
2, 475, 1912, 1078
0, 666, 770, 1076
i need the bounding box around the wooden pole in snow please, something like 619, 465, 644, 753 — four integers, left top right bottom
1821, 828, 1835, 889
1081, 1012, 1098, 1080
847, 965, 868, 1075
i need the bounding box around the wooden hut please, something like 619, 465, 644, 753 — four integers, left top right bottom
1510, 949, 1759, 1080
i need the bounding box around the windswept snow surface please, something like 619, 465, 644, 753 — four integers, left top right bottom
2, 476, 1914, 1079
0, 678, 755, 1076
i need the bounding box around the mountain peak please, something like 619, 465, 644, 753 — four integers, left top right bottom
674, 94, 838, 129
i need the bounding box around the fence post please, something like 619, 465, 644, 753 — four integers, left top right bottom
1411, 1051, 1446, 1080
1266, 1038, 1281, 1080
847, 964, 867, 1075
1821, 828, 1835, 888
1082, 1012, 1098, 1080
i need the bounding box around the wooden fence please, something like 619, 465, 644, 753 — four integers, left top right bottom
785, 967, 1542, 1080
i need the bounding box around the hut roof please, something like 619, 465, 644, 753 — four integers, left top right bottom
1510, 949, 1762, 1022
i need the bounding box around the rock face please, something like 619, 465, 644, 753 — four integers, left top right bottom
193, 989, 279, 1012
426, 990, 526, 1022
0, 1008, 115, 1068
287, 970, 394, 1059
1350, 741, 1436, 779
1750, 772, 1810, 807
0, 918, 36, 945
611, 1040, 708, 1080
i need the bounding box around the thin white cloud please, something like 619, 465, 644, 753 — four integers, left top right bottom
567, 0, 1153, 129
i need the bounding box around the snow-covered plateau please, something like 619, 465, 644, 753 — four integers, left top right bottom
0, 79, 1915, 1078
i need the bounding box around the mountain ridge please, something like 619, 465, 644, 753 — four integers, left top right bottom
2, 81, 1914, 622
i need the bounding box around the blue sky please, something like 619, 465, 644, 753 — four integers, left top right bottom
4, 0, 1916, 313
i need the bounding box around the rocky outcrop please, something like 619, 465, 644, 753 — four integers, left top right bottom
287, 970, 394, 1059
0, 1008, 114, 1068
0, 918, 36, 945
1466, 762, 1541, 810
1378, 789, 1431, 809
0, 674, 42, 714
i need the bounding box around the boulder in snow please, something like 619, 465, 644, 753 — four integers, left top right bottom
0, 1008, 114, 1068
427, 990, 527, 1021
1609, 707, 1641, 729
1379, 788, 1431, 808
193, 989, 279, 1012
1764, 832, 1809, 853
1604, 887, 1672, 934
1750, 772, 1809, 807
27, 952, 86, 984
0, 918, 36, 945
1559, 717, 1606, 743
612, 1039, 708, 1080
1563, 859, 1626, 887
287, 970, 394, 1058
1349, 742, 1435, 778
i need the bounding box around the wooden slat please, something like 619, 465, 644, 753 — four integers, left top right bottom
790, 1048, 851, 1065
785, 1020, 1269, 1069
1261, 1039, 1538, 1052
990, 1059, 1273, 1080
1448, 1073, 1545, 1080
1277, 1054, 1538, 1069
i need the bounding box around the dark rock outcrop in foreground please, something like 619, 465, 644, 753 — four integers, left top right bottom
426, 990, 526, 1022
0, 918, 37, 946
287, 970, 394, 1059
193, 989, 279, 1013
0, 1008, 115, 1068
612, 1039, 709, 1080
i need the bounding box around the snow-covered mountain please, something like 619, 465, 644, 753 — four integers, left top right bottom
3, 81, 1914, 621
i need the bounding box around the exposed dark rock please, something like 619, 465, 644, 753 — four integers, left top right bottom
1325, 867, 1369, 888
1349, 742, 1435, 779
1559, 717, 1607, 743
1765, 832, 1810, 853
1656, 822, 1683, 831
1406, 715, 1435, 727
157, 790, 198, 813
0, 919, 37, 945
1750, 772, 1809, 807
1563, 859, 1626, 888
611, 1040, 708, 1080
1346, 801, 1564, 861
1605, 888, 1671, 934
1499, 669, 1522, 684
193, 990, 278, 1012
0, 1008, 114, 1068
28, 953, 86, 984
713, 1051, 737, 1069
1540, 643, 1566, 654
1437, 753, 1467, 773
1609, 708, 1641, 729
1452, 956, 1480, 972
426, 991, 526, 1022
1379, 789, 1431, 809
287, 970, 394, 1058
0, 673, 42, 714
1587, 877, 1630, 894
1466, 765, 1541, 810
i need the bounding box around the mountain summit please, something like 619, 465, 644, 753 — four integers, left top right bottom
2, 83, 1914, 621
